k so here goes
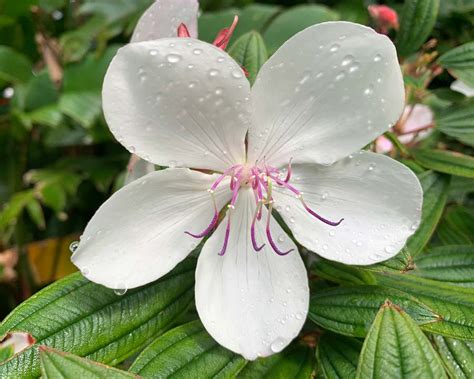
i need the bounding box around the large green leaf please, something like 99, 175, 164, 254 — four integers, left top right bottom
413, 149, 474, 178
436, 99, 474, 146
356, 301, 447, 378
130, 320, 246, 378
198, 8, 239, 44
317, 333, 362, 379
435, 206, 474, 245
237, 344, 314, 378
39, 347, 136, 379
234, 4, 281, 40
263, 5, 339, 54
58, 92, 102, 128
0, 259, 196, 378
411, 245, 474, 287
369, 171, 450, 271
395, 0, 440, 57
375, 273, 474, 340
432, 335, 474, 378
0, 46, 33, 83
309, 286, 439, 338
438, 42, 474, 87
228, 31, 268, 85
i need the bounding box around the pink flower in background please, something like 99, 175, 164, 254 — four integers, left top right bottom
376, 104, 434, 153
368, 5, 399, 35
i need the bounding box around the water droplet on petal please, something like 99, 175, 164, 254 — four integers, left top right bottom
341, 55, 354, 66
166, 53, 181, 63
330, 44, 340, 53
364, 86, 374, 96
349, 63, 360, 73
335, 72, 345, 81
374, 53, 382, 62
193, 48, 202, 55
129, 146, 136, 153
169, 160, 177, 168
114, 288, 127, 296
385, 245, 396, 254
368, 162, 376, 171
232, 70, 243, 79
321, 191, 329, 201
296, 312, 303, 320
278, 234, 286, 242
208, 69, 219, 78
290, 217, 295, 223
285, 205, 291, 212
69, 241, 79, 253
81, 267, 90, 276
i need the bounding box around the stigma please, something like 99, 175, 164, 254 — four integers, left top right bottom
185, 160, 344, 256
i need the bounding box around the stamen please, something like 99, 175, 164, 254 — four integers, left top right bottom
265, 202, 293, 256
251, 202, 265, 251
219, 212, 232, 256
283, 158, 293, 183
185, 190, 219, 238
177, 23, 191, 38
211, 164, 241, 191
299, 196, 344, 226
213, 15, 239, 50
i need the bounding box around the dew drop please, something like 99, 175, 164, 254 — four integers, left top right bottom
286, 288, 292, 293
321, 191, 329, 201
166, 53, 181, 63
356, 241, 363, 247
215, 87, 223, 95
296, 312, 303, 320
299, 74, 310, 85
188, 81, 197, 89
368, 162, 376, 171
364, 86, 374, 96
232, 69, 243, 79
349, 63, 360, 73
322, 244, 328, 250
278, 234, 286, 243
168, 160, 177, 168
114, 288, 127, 296
285, 205, 291, 212
187, 64, 194, 69
290, 217, 295, 223
81, 267, 90, 276
335, 72, 345, 81
129, 146, 136, 153
341, 55, 354, 66
69, 241, 79, 253
329, 231, 335, 237
384, 245, 396, 254
193, 48, 202, 55
374, 54, 382, 62
208, 69, 220, 78
330, 44, 340, 53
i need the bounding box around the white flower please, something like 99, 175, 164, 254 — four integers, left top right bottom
71, 20, 423, 359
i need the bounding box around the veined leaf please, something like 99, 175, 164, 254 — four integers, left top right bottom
411, 245, 474, 287
396, 0, 440, 57
317, 333, 362, 379
375, 273, 474, 340
309, 285, 439, 338
432, 335, 474, 378
237, 344, 314, 378
0, 259, 196, 378
0, 345, 14, 363
228, 31, 268, 85
0, 46, 33, 83
436, 99, 474, 146
435, 206, 474, 245
130, 320, 246, 378
438, 42, 474, 87
235, 4, 281, 40
58, 92, 102, 128
356, 301, 447, 378
370, 171, 450, 271
263, 5, 339, 54
39, 347, 137, 378
413, 149, 474, 178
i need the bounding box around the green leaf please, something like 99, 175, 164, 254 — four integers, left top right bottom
25, 198, 45, 230
234, 4, 281, 40
436, 206, 474, 245
0, 345, 14, 363
395, 0, 440, 57
356, 301, 447, 378
370, 171, 450, 271
228, 31, 268, 85
435, 99, 474, 146
13, 72, 58, 112
317, 333, 362, 379
58, 92, 102, 128
374, 273, 474, 340
0, 46, 33, 83
40, 183, 67, 214
438, 42, 474, 87
312, 260, 376, 286
0, 259, 196, 378
237, 344, 314, 378
411, 245, 474, 287
432, 335, 474, 378
263, 5, 339, 54
130, 320, 246, 378
39, 347, 137, 378
26, 105, 64, 128
413, 149, 474, 178
0, 190, 35, 231
309, 285, 439, 338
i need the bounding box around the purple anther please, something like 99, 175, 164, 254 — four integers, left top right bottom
251, 203, 265, 251
185, 210, 218, 238
300, 197, 344, 226
218, 214, 232, 256
283, 158, 293, 183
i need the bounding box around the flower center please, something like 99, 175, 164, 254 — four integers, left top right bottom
186, 159, 344, 256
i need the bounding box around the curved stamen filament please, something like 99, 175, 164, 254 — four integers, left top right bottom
299, 196, 344, 226
251, 201, 265, 251
185, 190, 219, 238
265, 201, 293, 256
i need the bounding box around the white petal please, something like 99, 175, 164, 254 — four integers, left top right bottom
272, 151, 422, 265
131, 0, 199, 42
102, 38, 251, 172
195, 188, 309, 360
248, 21, 405, 167
450, 79, 474, 97
71, 168, 231, 289
124, 155, 155, 185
